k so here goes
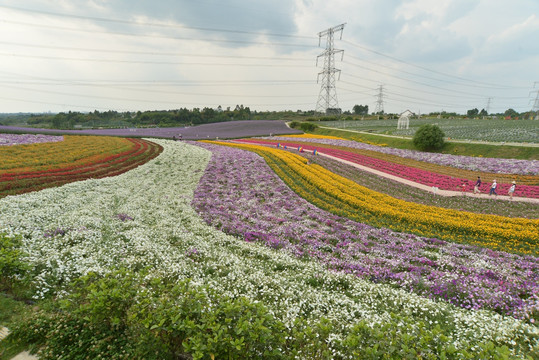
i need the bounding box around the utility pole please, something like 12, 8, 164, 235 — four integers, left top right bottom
315, 23, 345, 115
374, 85, 385, 117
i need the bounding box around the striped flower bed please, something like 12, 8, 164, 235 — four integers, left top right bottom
211, 141, 539, 255
266, 135, 539, 176
193, 142, 539, 320
0, 136, 162, 198
237, 139, 539, 198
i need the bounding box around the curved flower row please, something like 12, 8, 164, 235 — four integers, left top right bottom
0, 133, 64, 146
302, 151, 538, 219
265, 135, 539, 175
1, 139, 537, 356
0, 137, 162, 198
0, 135, 136, 173
212, 141, 539, 255
238, 138, 539, 198
193, 142, 539, 320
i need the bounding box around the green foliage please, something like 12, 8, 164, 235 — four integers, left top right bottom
289, 121, 318, 132
504, 108, 519, 118
342, 318, 516, 360
413, 124, 446, 151
9, 269, 286, 359
131, 277, 286, 360
353, 104, 369, 115
299, 122, 317, 132
288, 121, 300, 129
8, 312, 138, 360
0, 233, 29, 293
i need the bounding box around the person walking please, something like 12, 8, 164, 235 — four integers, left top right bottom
473, 176, 481, 194
489, 180, 497, 196
508, 181, 516, 199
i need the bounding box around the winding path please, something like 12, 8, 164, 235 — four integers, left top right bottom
234, 139, 539, 205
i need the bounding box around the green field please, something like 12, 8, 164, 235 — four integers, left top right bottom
317, 117, 539, 144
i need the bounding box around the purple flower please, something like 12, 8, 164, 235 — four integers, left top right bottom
192, 142, 539, 320
44, 227, 68, 238
0, 133, 64, 146
116, 213, 133, 222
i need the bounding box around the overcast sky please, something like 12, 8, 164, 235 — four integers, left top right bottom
1, 0, 538, 115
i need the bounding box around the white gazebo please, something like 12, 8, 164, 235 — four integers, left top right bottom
397, 110, 414, 129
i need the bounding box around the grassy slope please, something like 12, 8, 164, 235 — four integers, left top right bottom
313, 127, 539, 160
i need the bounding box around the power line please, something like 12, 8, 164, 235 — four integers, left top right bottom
1, 19, 316, 49
0, 41, 312, 62
0, 52, 311, 67
343, 60, 501, 99
345, 54, 506, 91
342, 39, 528, 90
0, 4, 314, 40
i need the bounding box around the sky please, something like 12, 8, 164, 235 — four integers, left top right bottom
0, 0, 538, 115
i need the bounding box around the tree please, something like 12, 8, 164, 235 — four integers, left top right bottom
413, 124, 445, 151
467, 108, 479, 117
504, 108, 519, 118
479, 108, 488, 116
353, 104, 369, 115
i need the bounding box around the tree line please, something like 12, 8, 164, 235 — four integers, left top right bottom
23, 106, 255, 129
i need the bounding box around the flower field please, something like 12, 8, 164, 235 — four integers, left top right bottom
210, 141, 539, 255
237, 138, 539, 197
0, 135, 162, 198
303, 152, 538, 218
0, 133, 64, 146
193, 142, 539, 320
264, 135, 539, 176
1, 138, 538, 358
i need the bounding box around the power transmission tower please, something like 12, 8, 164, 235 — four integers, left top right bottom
315, 23, 345, 115
531, 82, 539, 120
374, 85, 385, 115
485, 97, 492, 114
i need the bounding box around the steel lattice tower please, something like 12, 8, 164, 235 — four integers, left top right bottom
531, 82, 539, 118
485, 97, 492, 115
315, 23, 345, 115
374, 85, 385, 114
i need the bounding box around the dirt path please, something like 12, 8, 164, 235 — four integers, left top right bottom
232, 139, 539, 204
316, 151, 539, 204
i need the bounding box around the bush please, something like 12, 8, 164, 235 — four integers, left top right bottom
300, 122, 317, 132
0, 233, 29, 293
288, 121, 300, 129
10, 269, 286, 360
413, 124, 445, 151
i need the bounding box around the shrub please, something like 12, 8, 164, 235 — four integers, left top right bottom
300, 122, 318, 132
288, 121, 300, 129
0, 233, 29, 293
413, 124, 445, 151
9, 269, 287, 360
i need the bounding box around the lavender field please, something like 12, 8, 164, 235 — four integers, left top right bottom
0, 120, 301, 140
